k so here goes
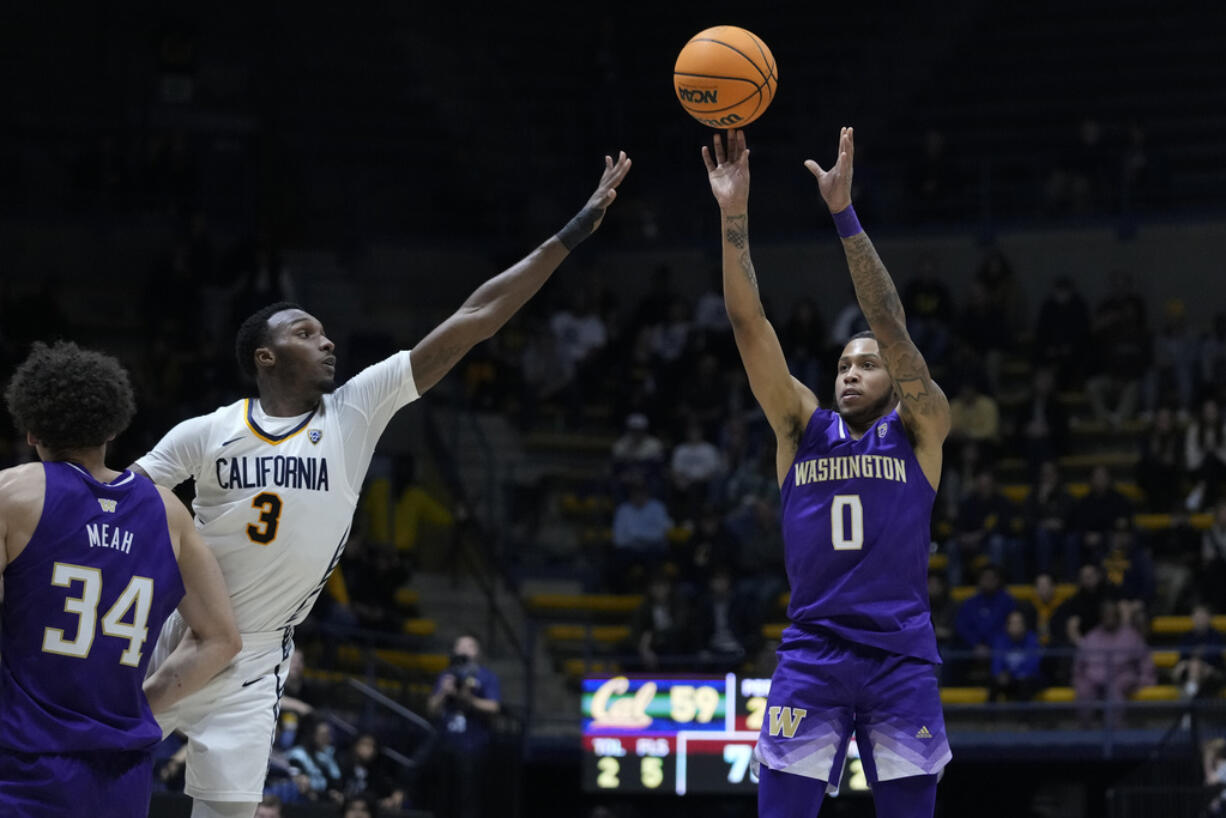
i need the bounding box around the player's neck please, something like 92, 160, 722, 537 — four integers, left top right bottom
43, 447, 121, 483
256, 382, 320, 417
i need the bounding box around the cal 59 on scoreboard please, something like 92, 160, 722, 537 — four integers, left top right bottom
581, 674, 867, 796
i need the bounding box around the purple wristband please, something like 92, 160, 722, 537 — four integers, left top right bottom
831, 205, 863, 238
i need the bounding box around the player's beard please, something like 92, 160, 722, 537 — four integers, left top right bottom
838, 388, 894, 428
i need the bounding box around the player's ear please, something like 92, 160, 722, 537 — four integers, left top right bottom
254, 346, 276, 371
26, 431, 39, 447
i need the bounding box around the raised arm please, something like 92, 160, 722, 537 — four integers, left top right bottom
704, 130, 816, 479
805, 128, 951, 462
409, 152, 631, 394
143, 488, 241, 714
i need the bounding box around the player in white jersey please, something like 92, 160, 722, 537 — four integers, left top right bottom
132, 151, 631, 818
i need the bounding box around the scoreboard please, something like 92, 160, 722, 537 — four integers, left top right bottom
580, 673, 866, 796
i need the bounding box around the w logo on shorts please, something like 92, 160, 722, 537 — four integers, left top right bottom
768, 706, 808, 739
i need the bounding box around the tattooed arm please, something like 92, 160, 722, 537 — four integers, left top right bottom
410, 152, 631, 394
704, 130, 817, 481
805, 128, 950, 480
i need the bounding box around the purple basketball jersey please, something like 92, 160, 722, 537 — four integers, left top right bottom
781, 408, 939, 663
0, 462, 185, 754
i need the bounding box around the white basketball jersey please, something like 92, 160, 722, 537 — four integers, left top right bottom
136, 351, 419, 633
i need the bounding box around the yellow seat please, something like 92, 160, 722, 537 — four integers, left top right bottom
400, 618, 437, 637
1151, 650, 1179, 669
1131, 685, 1180, 702
336, 645, 449, 674
1036, 686, 1076, 703
393, 587, 420, 610
525, 593, 643, 614
562, 657, 620, 680
928, 554, 948, 572
762, 623, 786, 640
940, 687, 989, 704
544, 624, 630, 644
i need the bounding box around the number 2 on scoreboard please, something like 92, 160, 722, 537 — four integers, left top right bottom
596, 756, 619, 789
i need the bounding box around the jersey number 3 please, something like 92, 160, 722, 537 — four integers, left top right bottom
42, 562, 153, 667
831, 494, 864, 550
247, 492, 283, 545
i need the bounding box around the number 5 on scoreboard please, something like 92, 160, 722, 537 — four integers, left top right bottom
831, 494, 863, 550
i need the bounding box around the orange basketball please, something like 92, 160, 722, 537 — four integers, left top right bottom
674, 26, 778, 129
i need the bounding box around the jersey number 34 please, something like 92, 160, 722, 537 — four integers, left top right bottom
42, 562, 154, 667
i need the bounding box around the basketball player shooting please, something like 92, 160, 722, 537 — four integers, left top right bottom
0, 342, 240, 817
130, 151, 630, 818
703, 128, 951, 817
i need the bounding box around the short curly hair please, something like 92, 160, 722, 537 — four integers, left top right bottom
234, 301, 302, 380
5, 341, 136, 452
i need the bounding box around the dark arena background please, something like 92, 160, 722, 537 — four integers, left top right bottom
3, 1, 1226, 816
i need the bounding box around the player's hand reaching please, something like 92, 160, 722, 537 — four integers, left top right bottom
703, 129, 750, 213
557, 151, 632, 250
804, 126, 855, 214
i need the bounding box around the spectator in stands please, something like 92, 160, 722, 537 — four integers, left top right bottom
908, 128, 964, 222
724, 494, 787, 613
958, 280, 1011, 397
1174, 603, 1226, 700
1185, 398, 1226, 511
649, 297, 692, 373
341, 794, 378, 818
901, 254, 953, 364
1204, 738, 1226, 817
975, 248, 1028, 345
520, 323, 574, 428
678, 503, 740, 590
1012, 368, 1068, 478
427, 634, 501, 818
1068, 466, 1134, 570
281, 649, 319, 717
343, 538, 412, 633
550, 288, 607, 372
1024, 461, 1077, 580
990, 610, 1043, 702
1100, 524, 1157, 621
781, 297, 829, 380
254, 794, 283, 818
1144, 298, 1196, 420
678, 353, 728, 438
946, 470, 1023, 585
610, 476, 672, 589
1200, 502, 1226, 612
286, 716, 345, 804
947, 380, 1001, 462
1200, 313, 1226, 401
670, 420, 725, 517
340, 732, 407, 812
1138, 406, 1185, 513
692, 565, 761, 670
928, 572, 956, 654
1033, 276, 1092, 388
829, 286, 870, 345
1058, 563, 1109, 648
954, 564, 1016, 683
630, 572, 693, 670
1086, 269, 1149, 428
1074, 600, 1156, 727
611, 413, 665, 483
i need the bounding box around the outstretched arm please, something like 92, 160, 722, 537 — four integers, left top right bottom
805, 128, 951, 453
410, 152, 632, 394
704, 130, 816, 478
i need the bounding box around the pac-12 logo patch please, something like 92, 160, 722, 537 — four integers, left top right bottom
308, 429, 323, 445
877, 423, 888, 438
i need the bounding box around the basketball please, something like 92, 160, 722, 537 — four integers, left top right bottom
673, 25, 778, 129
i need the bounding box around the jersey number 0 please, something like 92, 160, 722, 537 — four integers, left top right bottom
831, 494, 864, 550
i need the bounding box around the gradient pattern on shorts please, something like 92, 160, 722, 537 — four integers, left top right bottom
755, 626, 951, 784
